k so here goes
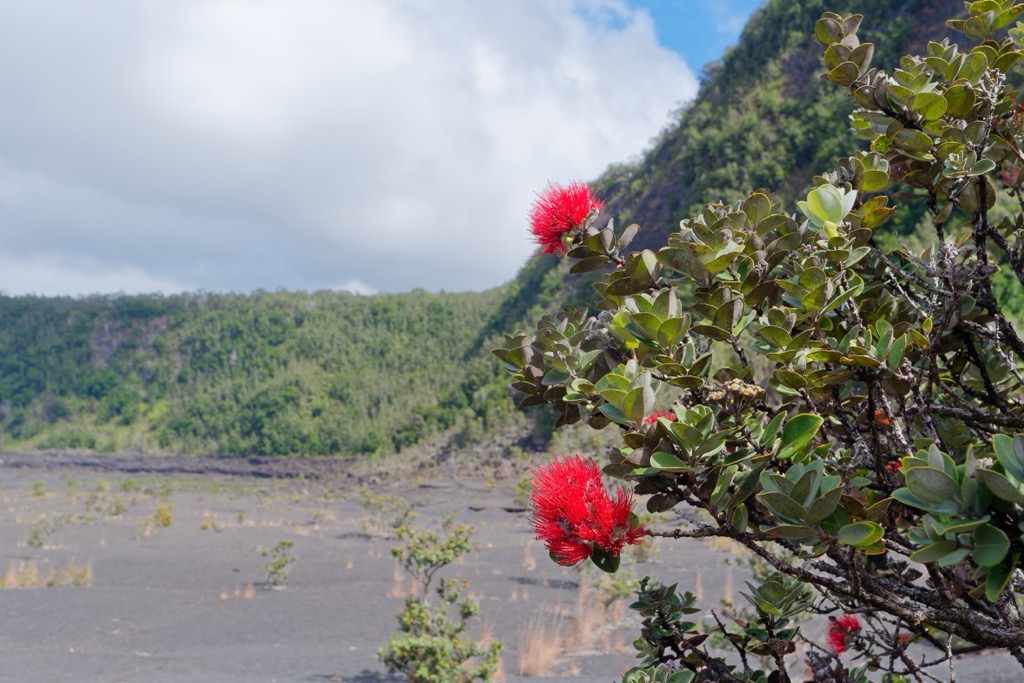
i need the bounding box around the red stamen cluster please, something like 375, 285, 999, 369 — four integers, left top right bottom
642, 410, 675, 425
529, 455, 647, 566
826, 614, 862, 654
528, 181, 603, 256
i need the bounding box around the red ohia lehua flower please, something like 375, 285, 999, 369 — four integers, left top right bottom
642, 410, 675, 425
529, 455, 647, 567
826, 614, 862, 654
528, 181, 603, 256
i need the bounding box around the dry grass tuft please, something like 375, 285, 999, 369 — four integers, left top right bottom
2, 560, 92, 589
564, 580, 605, 651
388, 564, 412, 599
517, 615, 564, 676
200, 512, 221, 532
220, 582, 256, 601
48, 562, 93, 587
3, 560, 39, 588
521, 540, 536, 571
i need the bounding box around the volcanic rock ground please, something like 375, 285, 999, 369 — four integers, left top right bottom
0, 452, 1016, 682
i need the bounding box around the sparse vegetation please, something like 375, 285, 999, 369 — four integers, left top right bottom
256, 539, 294, 588
200, 512, 220, 531
516, 616, 563, 677
379, 520, 502, 683
3, 560, 92, 589
25, 513, 71, 549
84, 479, 126, 518
356, 486, 418, 538
152, 503, 172, 527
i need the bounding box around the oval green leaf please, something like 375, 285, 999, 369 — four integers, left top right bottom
778, 414, 824, 459
972, 524, 1010, 568
836, 521, 884, 547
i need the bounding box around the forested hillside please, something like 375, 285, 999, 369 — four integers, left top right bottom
0, 0, 978, 457
0, 289, 518, 455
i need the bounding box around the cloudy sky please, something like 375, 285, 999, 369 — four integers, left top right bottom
0, 0, 762, 297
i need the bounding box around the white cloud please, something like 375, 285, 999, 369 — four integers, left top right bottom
0, 256, 192, 298
0, 0, 696, 296
334, 279, 377, 296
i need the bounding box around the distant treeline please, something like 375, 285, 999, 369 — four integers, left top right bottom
0, 288, 530, 456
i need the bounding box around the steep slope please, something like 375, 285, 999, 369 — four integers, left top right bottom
593, 0, 964, 253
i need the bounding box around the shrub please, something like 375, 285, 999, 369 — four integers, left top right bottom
25, 513, 70, 549
152, 504, 172, 527
356, 486, 418, 539
379, 520, 501, 682
499, 3, 1024, 680
256, 539, 294, 588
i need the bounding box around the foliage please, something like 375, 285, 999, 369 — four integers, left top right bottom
25, 513, 71, 549
390, 518, 473, 592
0, 288, 518, 457
379, 520, 501, 683
151, 504, 173, 528
356, 486, 419, 539
256, 539, 294, 588
500, 1, 1024, 679
596, 0, 965, 256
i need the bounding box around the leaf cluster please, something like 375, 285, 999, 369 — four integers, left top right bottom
501, 1, 1024, 679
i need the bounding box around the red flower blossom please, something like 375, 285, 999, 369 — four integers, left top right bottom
642, 410, 675, 425
529, 455, 647, 566
528, 181, 603, 256
826, 614, 862, 654
886, 460, 902, 474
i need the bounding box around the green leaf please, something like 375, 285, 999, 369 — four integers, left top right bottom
778, 414, 823, 459
773, 369, 807, 390
570, 256, 611, 273
650, 451, 689, 472
598, 403, 631, 426
892, 486, 961, 515
828, 61, 860, 86
805, 485, 844, 525
836, 521, 884, 547
757, 491, 808, 523
667, 671, 696, 683
887, 335, 907, 369
945, 83, 977, 118
859, 169, 889, 192
912, 92, 947, 120
893, 129, 932, 151
993, 434, 1024, 482
937, 547, 972, 567
910, 539, 958, 564
622, 384, 654, 423
905, 466, 961, 504
590, 545, 620, 573
986, 553, 1019, 602
690, 322, 732, 342
972, 524, 1010, 567
976, 468, 1024, 504
616, 223, 640, 251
